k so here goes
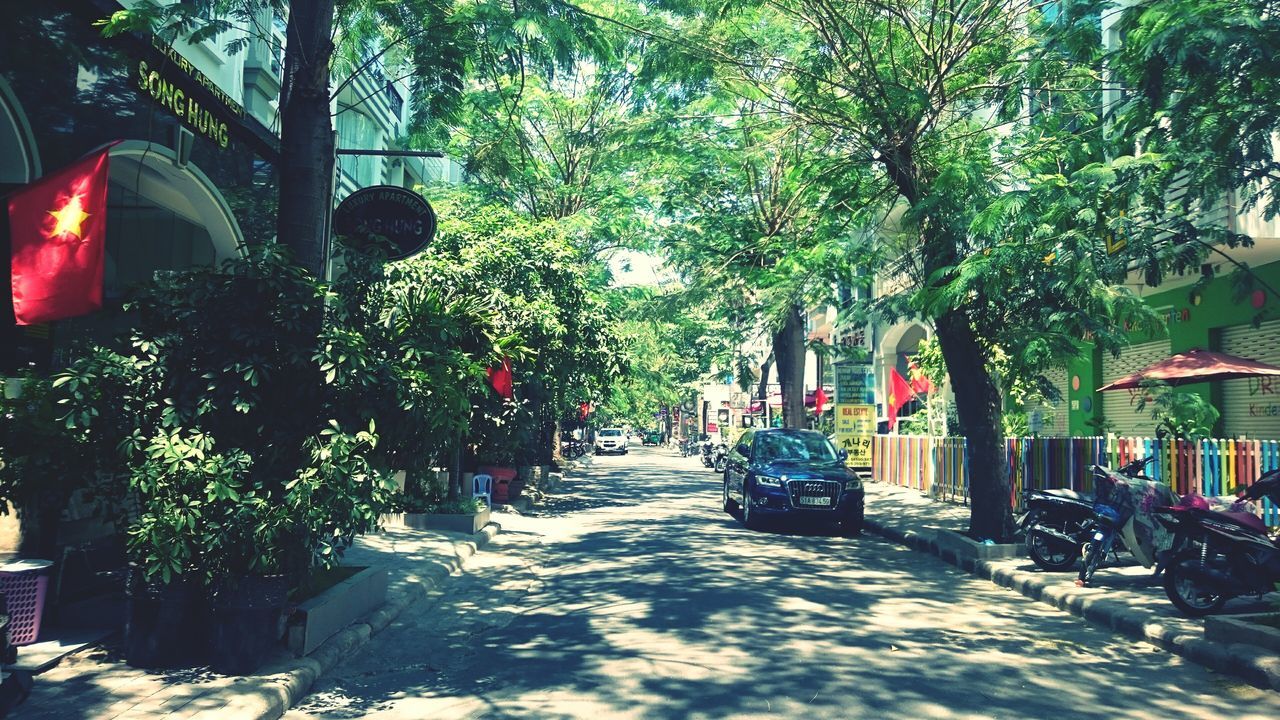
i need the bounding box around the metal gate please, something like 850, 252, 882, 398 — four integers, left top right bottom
1101, 339, 1170, 437
1220, 319, 1280, 439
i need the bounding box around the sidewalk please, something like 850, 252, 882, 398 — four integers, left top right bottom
13, 524, 502, 720
862, 480, 1280, 691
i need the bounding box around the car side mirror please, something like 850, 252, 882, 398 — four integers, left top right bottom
736, 443, 750, 457
837, 448, 849, 461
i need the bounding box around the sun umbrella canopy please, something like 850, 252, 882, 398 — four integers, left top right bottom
1097, 348, 1280, 391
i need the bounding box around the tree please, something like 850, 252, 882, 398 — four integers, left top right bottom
652, 88, 871, 428
101, 0, 602, 275
639, 0, 1188, 539
1055, 0, 1280, 308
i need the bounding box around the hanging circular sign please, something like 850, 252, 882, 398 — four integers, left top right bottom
333, 185, 437, 261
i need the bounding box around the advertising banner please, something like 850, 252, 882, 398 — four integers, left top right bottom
834, 404, 875, 466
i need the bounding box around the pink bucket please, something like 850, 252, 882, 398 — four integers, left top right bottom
0, 560, 53, 645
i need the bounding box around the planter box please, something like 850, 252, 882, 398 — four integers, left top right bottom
1205, 613, 1280, 653
287, 566, 388, 657
935, 528, 1024, 561
397, 508, 491, 534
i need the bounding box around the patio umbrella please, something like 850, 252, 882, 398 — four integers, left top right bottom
1097, 348, 1280, 391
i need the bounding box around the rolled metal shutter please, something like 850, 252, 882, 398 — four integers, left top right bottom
1028, 367, 1070, 436
1220, 319, 1280, 440
1101, 339, 1170, 437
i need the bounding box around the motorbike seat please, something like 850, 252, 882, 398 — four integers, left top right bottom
1219, 510, 1269, 535
1039, 488, 1092, 503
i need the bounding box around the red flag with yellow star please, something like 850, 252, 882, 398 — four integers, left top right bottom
8, 147, 111, 325
886, 367, 917, 432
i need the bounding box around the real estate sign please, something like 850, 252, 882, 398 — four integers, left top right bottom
834, 403, 874, 467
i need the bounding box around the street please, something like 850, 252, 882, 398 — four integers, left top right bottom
289, 447, 1280, 720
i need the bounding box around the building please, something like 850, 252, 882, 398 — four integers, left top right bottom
0, 0, 281, 372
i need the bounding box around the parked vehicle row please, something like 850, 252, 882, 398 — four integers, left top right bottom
1020, 455, 1280, 617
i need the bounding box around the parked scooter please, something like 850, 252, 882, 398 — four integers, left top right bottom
1020, 457, 1155, 572
1076, 457, 1183, 586
700, 437, 716, 468
712, 442, 728, 474
1159, 467, 1280, 616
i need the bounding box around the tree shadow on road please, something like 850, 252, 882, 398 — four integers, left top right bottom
294, 448, 1280, 720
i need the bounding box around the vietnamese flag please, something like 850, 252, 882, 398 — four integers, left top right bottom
908, 360, 937, 395
813, 387, 828, 417
886, 367, 917, 432
8, 147, 111, 325
486, 356, 514, 400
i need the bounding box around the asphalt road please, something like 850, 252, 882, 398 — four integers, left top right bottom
289, 446, 1280, 720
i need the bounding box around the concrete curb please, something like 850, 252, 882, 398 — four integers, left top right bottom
865, 516, 1280, 692
164, 522, 502, 720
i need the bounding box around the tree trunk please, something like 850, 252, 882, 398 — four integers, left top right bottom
882, 150, 1013, 541
934, 309, 1011, 541
277, 0, 337, 276
772, 304, 807, 429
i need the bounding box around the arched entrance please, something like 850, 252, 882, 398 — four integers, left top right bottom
876, 321, 931, 427
0, 76, 40, 185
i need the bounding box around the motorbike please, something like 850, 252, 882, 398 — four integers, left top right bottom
712, 443, 728, 474
700, 437, 716, 468
679, 437, 696, 457
1020, 457, 1155, 572
1160, 467, 1280, 616
1076, 457, 1183, 587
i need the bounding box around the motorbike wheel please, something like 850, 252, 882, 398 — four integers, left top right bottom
1163, 549, 1227, 616
1027, 528, 1079, 572
1077, 538, 1106, 586
714, 456, 727, 473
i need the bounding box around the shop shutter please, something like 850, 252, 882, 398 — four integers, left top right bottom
1101, 339, 1170, 438
1220, 319, 1280, 440
1028, 367, 1070, 436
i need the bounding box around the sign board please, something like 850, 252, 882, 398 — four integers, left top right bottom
834, 362, 875, 405
334, 185, 437, 260
834, 404, 875, 466
707, 422, 719, 434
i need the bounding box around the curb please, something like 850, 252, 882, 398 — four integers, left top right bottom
170, 523, 502, 720
865, 516, 1280, 692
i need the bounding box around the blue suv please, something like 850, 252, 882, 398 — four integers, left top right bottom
723, 428, 864, 535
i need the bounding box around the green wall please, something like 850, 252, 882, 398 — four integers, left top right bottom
1065, 259, 1280, 436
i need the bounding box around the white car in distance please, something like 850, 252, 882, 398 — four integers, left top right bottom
594, 428, 628, 455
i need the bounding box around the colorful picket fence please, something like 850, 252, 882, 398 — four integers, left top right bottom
872, 435, 1280, 527
1009, 436, 1280, 526
871, 435, 970, 504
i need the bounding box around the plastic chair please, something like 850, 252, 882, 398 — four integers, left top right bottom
472, 473, 494, 508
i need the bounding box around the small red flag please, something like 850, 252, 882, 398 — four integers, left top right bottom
486, 357, 513, 399
579, 402, 591, 420
8, 147, 112, 325
908, 360, 937, 395
813, 387, 828, 417
887, 367, 917, 432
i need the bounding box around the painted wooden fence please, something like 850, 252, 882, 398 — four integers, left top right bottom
871, 435, 969, 505
872, 435, 1280, 526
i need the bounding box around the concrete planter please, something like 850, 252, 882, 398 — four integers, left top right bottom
1205, 613, 1280, 653
287, 566, 389, 657
397, 508, 491, 534
935, 528, 1024, 561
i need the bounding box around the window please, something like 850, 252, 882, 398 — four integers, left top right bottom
753, 433, 839, 463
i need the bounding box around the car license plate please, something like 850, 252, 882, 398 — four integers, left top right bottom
799, 496, 831, 506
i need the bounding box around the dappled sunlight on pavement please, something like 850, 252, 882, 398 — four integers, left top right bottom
289, 447, 1280, 720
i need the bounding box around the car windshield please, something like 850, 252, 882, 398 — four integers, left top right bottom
599, 429, 623, 437
754, 433, 839, 463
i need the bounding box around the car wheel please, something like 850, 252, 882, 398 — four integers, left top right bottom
722, 476, 737, 514
741, 483, 762, 531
